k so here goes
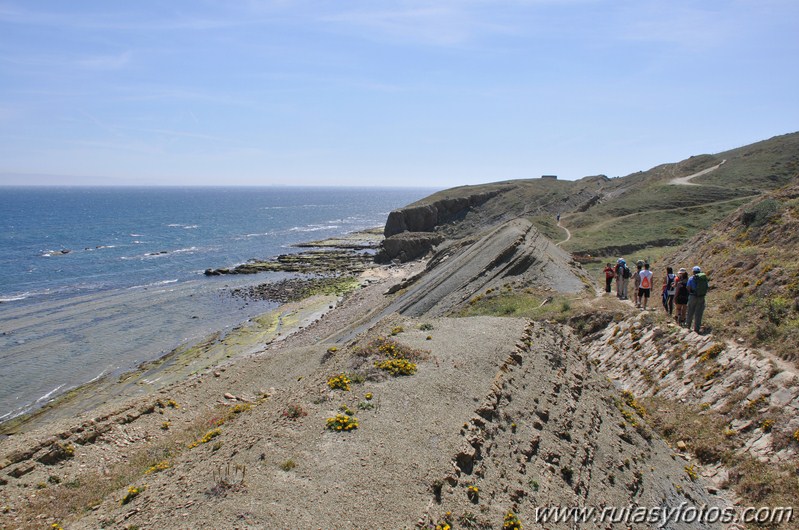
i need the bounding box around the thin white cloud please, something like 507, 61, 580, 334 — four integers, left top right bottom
614, 2, 735, 49
0, 3, 256, 32
323, 6, 471, 45
72, 110, 230, 143
318, 2, 527, 47
76, 51, 132, 70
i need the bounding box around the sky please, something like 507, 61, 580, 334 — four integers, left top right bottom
0, 0, 797, 188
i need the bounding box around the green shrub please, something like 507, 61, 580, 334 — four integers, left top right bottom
741, 199, 779, 227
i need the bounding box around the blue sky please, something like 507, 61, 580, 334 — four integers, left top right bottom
0, 0, 797, 187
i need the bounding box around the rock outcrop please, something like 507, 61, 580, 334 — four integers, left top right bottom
374, 231, 444, 263
384, 189, 506, 237
377, 188, 506, 263
388, 219, 590, 318
586, 312, 799, 488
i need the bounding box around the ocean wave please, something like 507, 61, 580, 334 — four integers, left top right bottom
0, 282, 117, 303
122, 247, 200, 260
0, 367, 113, 423
35, 384, 66, 404
288, 224, 340, 233
127, 279, 179, 290
232, 231, 277, 240
261, 204, 327, 210
167, 224, 199, 229
0, 294, 30, 303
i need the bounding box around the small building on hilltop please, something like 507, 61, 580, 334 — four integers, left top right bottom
541, 175, 558, 180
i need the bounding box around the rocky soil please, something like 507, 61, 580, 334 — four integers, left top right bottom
586, 310, 799, 494
0, 311, 729, 529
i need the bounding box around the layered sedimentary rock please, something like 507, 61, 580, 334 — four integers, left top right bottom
389, 219, 590, 317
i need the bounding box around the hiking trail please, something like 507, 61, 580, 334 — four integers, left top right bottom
555, 219, 571, 246
669, 159, 726, 186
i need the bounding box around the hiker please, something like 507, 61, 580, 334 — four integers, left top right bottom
603, 263, 615, 293
615, 259, 625, 298
618, 259, 630, 300
662, 266, 676, 315
673, 268, 689, 326
639, 262, 653, 310
686, 265, 709, 333
632, 261, 643, 307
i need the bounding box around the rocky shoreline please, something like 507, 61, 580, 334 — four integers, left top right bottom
0, 229, 384, 437
229, 276, 362, 304
204, 228, 382, 276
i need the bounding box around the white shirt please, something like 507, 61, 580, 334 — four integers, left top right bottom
639, 269, 653, 289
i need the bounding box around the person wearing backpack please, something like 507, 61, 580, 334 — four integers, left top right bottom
619, 259, 630, 300
662, 266, 676, 315
614, 259, 625, 298
638, 262, 654, 310
674, 268, 689, 325
686, 265, 709, 333
673, 268, 690, 326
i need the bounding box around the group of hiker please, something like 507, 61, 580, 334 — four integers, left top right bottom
603, 259, 709, 334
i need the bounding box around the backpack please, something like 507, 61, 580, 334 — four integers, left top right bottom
641, 274, 651, 289
665, 273, 676, 294
675, 280, 689, 304
622, 266, 631, 279
694, 273, 709, 296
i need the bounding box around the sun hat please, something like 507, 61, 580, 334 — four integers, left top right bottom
678, 267, 687, 273
692, 266, 701, 273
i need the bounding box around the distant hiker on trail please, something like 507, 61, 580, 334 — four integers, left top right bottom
632, 261, 643, 307
603, 263, 615, 293
674, 268, 689, 326
638, 262, 653, 310
557, 213, 561, 222
686, 265, 709, 333
616, 259, 630, 300
662, 266, 676, 316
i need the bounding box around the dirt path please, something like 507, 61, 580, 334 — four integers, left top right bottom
669, 159, 726, 186
555, 219, 571, 246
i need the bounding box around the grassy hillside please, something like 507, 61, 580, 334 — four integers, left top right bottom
691, 132, 799, 189
388, 131, 799, 262
666, 180, 799, 362
562, 132, 799, 255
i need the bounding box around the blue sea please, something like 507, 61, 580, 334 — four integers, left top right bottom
0, 186, 431, 423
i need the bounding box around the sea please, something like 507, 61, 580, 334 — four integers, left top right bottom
0, 186, 432, 424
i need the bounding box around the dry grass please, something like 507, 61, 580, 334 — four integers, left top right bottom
13, 405, 236, 526
642, 396, 799, 528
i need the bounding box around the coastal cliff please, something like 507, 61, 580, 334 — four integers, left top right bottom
383, 189, 506, 236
